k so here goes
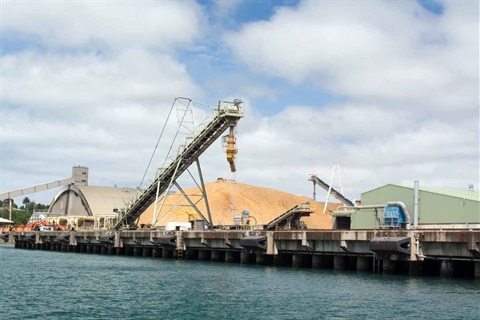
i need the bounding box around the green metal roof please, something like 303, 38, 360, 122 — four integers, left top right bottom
389, 184, 480, 202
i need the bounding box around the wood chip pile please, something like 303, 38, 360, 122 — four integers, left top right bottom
138, 179, 337, 229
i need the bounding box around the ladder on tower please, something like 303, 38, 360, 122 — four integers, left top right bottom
111, 100, 244, 230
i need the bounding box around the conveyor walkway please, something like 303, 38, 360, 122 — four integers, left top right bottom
309, 175, 354, 207
112, 101, 244, 230
0, 177, 75, 201
266, 203, 314, 230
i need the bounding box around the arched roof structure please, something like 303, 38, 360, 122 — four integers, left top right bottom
48, 184, 138, 217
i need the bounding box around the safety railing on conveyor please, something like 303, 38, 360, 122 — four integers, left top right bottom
111, 101, 244, 230
309, 175, 354, 207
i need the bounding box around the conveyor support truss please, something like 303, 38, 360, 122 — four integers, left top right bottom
112, 99, 244, 230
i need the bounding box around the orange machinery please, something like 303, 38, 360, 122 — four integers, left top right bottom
11, 220, 54, 232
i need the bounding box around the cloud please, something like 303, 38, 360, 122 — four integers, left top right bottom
0, 1, 208, 203
217, 0, 479, 200
0, 48, 203, 196
225, 1, 478, 111
232, 101, 478, 200
2, 50, 200, 112
2, 1, 204, 51
1, 0, 478, 210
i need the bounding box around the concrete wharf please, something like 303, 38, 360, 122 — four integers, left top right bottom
5, 228, 480, 279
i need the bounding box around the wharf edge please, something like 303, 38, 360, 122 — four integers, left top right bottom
5, 229, 480, 279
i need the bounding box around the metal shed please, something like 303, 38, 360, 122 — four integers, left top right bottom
333, 184, 480, 230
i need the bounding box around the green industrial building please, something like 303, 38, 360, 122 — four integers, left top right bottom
333, 184, 480, 230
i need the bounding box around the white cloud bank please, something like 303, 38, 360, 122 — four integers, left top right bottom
2, 1, 203, 50
0, 0, 478, 207
225, 1, 477, 110
0, 1, 205, 201
225, 0, 479, 198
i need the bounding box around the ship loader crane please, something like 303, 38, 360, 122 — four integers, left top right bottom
112, 99, 244, 231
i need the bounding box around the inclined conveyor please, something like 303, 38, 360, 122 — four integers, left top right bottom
112, 99, 244, 230
265, 203, 314, 230
309, 174, 354, 207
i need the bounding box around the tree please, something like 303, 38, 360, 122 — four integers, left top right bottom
22, 197, 31, 207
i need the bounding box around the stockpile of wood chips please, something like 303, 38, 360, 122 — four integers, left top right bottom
138, 179, 337, 229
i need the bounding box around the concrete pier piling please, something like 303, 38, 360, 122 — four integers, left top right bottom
225, 251, 240, 263
125, 246, 134, 256
408, 261, 423, 276
198, 250, 211, 261
292, 254, 311, 268
152, 247, 162, 258
346, 256, 357, 270
356, 256, 371, 272
162, 249, 174, 259
312, 255, 334, 269
211, 250, 225, 262
184, 249, 198, 260
256, 253, 273, 266
142, 247, 152, 257
273, 253, 292, 267
333, 256, 347, 270
382, 260, 396, 274
240, 252, 256, 264
440, 260, 455, 277
133, 246, 143, 256
453, 260, 475, 278
7, 228, 480, 280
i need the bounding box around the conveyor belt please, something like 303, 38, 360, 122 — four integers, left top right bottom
266, 203, 313, 230
112, 102, 244, 230
309, 175, 354, 207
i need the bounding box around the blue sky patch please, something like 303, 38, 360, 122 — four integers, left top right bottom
417, 0, 444, 15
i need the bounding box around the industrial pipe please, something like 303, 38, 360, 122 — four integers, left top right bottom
386, 201, 412, 230
337, 201, 412, 230
414, 180, 419, 230
336, 204, 385, 210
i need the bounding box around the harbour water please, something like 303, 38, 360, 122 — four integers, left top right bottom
1, 245, 479, 319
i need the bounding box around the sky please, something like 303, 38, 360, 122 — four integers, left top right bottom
0, 0, 479, 207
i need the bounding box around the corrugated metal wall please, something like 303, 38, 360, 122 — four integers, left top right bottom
360, 185, 480, 226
